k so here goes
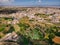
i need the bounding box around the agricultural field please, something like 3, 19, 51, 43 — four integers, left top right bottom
0, 7, 60, 45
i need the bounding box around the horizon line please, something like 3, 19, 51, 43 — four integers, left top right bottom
0, 5, 60, 8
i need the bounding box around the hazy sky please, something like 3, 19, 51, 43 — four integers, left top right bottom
0, 0, 60, 6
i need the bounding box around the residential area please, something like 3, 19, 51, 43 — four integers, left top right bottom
0, 7, 60, 45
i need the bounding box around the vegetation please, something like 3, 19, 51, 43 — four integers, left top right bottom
0, 16, 60, 45
0, 8, 60, 45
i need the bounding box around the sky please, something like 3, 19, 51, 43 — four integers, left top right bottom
0, 0, 60, 6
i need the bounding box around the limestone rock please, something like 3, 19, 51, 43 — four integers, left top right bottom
0, 32, 18, 42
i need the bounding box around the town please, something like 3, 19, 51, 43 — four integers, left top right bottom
0, 7, 60, 45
